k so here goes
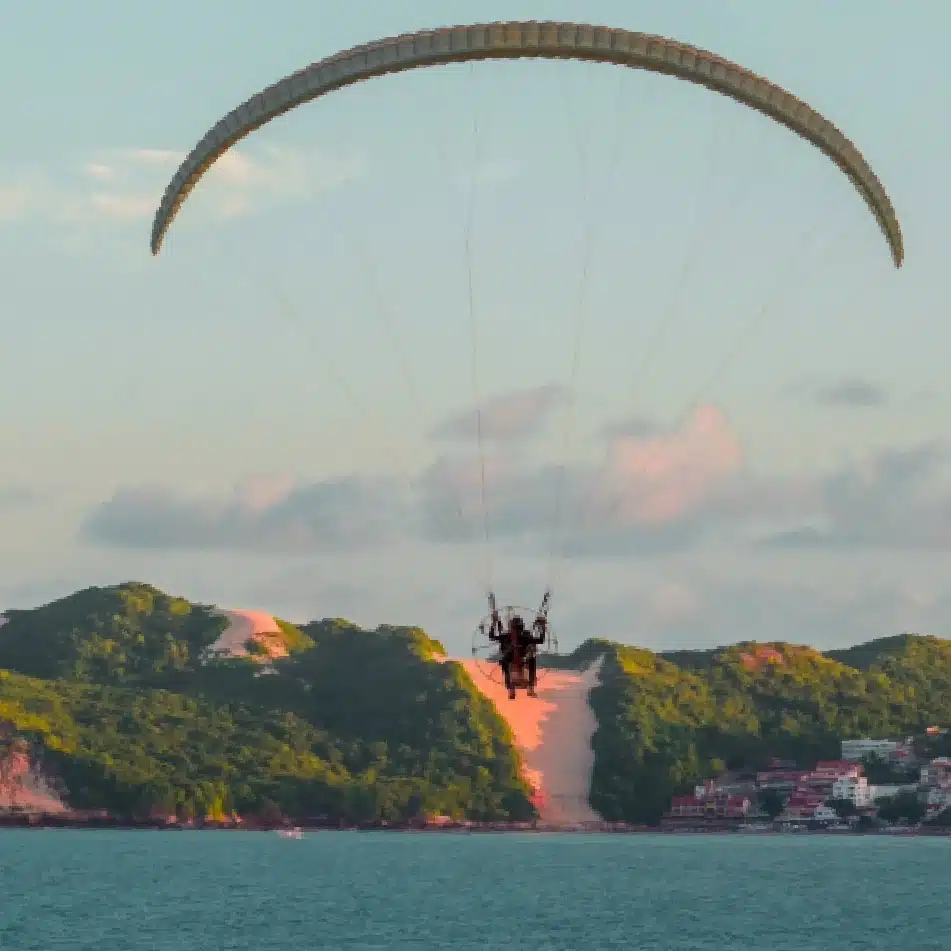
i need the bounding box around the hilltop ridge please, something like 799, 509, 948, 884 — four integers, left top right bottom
2, 582, 950, 825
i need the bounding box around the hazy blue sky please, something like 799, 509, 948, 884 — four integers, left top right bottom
1, 0, 949, 653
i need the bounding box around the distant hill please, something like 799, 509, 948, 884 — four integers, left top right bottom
590, 635, 951, 823
2, 582, 949, 826
0, 583, 313, 684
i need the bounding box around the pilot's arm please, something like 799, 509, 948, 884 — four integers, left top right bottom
532, 616, 547, 644
488, 612, 503, 641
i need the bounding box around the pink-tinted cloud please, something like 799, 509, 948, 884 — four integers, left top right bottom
432, 385, 567, 443
77, 405, 951, 560
598, 404, 743, 525
233, 474, 296, 511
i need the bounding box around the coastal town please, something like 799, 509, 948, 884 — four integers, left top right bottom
662, 733, 951, 832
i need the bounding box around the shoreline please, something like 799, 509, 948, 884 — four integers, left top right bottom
2, 814, 948, 836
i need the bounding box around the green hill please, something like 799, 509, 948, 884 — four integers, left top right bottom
3, 582, 950, 827
0, 583, 533, 823
589, 636, 951, 824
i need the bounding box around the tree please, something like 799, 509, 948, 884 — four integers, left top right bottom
257, 798, 283, 826
757, 788, 786, 819
876, 791, 926, 825
860, 755, 909, 785
136, 782, 177, 819
827, 798, 857, 819
927, 807, 951, 827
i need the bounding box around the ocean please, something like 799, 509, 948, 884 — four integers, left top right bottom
1, 831, 947, 949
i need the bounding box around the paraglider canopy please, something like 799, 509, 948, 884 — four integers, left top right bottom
150, 20, 903, 268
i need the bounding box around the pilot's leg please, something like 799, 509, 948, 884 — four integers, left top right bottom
500, 650, 515, 699
527, 655, 538, 696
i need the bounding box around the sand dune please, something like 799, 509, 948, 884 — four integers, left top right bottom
455, 656, 605, 826
204, 609, 287, 672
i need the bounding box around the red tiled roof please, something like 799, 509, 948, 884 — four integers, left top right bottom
670, 796, 699, 807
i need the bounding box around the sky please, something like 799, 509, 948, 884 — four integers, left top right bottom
1, 0, 950, 654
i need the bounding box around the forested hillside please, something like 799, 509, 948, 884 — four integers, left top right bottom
0, 583, 533, 822
590, 636, 951, 823
3, 582, 949, 826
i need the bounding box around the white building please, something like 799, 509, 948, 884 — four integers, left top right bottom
920, 758, 951, 787
926, 787, 951, 810
831, 775, 872, 807
841, 738, 900, 761
812, 804, 839, 824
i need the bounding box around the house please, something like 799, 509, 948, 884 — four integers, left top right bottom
667, 792, 751, 820
920, 758, 951, 787
815, 761, 863, 778
779, 792, 833, 823
756, 770, 808, 792
925, 786, 951, 811
831, 775, 872, 808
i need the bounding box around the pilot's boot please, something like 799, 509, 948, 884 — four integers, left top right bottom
527, 685, 537, 698
508, 687, 516, 700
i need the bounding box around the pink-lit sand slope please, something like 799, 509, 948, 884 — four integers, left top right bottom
456, 657, 604, 825
0, 751, 66, 814
204, 610, 289, 673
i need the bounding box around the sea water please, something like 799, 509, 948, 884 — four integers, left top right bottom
1, 831, 948, 949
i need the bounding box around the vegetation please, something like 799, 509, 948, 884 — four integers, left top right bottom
3, 583, 950, 827
589, 636, 951, 824
875, 790, 927, 825
0, 584, 532, 823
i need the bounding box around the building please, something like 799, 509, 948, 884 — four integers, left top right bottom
841, 739, 901, 761
667, 791, 751, 821
779, 794, 837, 825
925, 786, 951, 812
756, 769, 808, 792
694, 778, 718, 799
831, 775, 872, 808
920, 758, 951, 787
779, 761, 860, 800
815, 760, 863, 778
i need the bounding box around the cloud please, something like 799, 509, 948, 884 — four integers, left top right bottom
814, 378, 887, 408
461, 403, 749, 555
80, 475, 402, 553
0, 179, 41, 220
420, 407, 951, 558
77, 408, 951, 560
413, 404, 759, 556
597, 404, 743, 525
760, 442, 951, 551
431, 384, 568, 443
600, 416, 661, 441
0, 485, 37, 510
0, 143, 363, 229
786, 376, 888, 408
